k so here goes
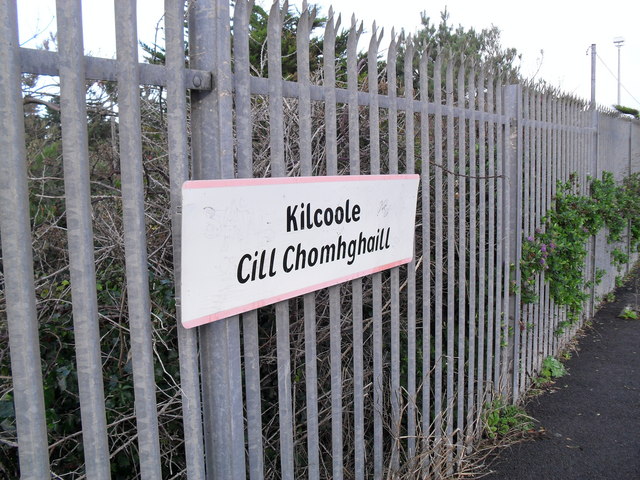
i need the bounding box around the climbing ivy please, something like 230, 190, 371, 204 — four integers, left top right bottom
520, 171, 640, 324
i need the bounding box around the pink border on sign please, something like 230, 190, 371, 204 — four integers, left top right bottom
182, 256, 412, 329
183, 173, 419, 189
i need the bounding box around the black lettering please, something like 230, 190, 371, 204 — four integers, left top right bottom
286, 205, 298, 232
337, 235, 347, 259
358, 231, 366, 255
335, 206, 344, 224
269, 248, 277, 277
305, 203, 313, 229
295, 243, 306, 270
320, 243, 336, 264
384, 227, 391, 249
237, 253, 252, 284
347, 239, 357, 265
258, 250, 267, 280
308, 247, 318, 267
283, 245, 295, 273
352, 203, 361, 222
323, 208, 334, 226
314, 208, 323, 228
367, 235, 375, 252
251, 252, 258, 280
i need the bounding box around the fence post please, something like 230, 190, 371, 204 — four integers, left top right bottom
503, 84, 522, 402
189, 0, 246, 478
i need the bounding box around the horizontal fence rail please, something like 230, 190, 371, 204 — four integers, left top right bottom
1, 0, 640, 478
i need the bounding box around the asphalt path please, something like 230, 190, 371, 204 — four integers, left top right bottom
482, 271, 640, 480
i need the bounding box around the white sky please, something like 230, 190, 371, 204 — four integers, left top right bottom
18, 0, 640, 110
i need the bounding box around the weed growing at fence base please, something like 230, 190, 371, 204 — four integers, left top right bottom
619, 305, 639, 320
520, 171, 640, 324
533, 356, 567, 387
482, 398, 534, 441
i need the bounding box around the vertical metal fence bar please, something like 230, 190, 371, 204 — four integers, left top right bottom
55, 1, 111, 477
588, 87, 599, 319
188, 0, 223, 475
540, 93, 548, 365
215, 1, 247, 475
347, 16, 364, 480
493, 76, 508, 395
113, 1, 162, 477
486, 74, 496, 396
465, 65, 477, 447
504, 84, 522, 402
387, 31, 401, 473
561, 100, 568, 338
475, 69, 486, 425
542, 94, 550, 357
560, 98, 566, 183
404, 36, 417, 460
444, 55, 456, 469
268, 3, 294, 478
571, 100, 577, 181
0, 1, 50, 476
368, 24, 384, 480
559, 98, 567, 341
456, 57, 467, 460
297, 4, 319, 479
165, 0, 206, 477
555, 97, 564, 348
533, 92, 542, 373
235, 0, 254, 181
508, 83, 521, 400
498, 80, 511, 398
433, 52, 444, 449
538, 93, 547, 356
234, 1, 264, 478
516, 87, 531, 396
302, 287, 319, 480
540, 93, 549, 359
577, 102, 588, 334
194, 0, 245, 476
545, 95, 554, 355
522, 88, 535, 386
558, 101, 564, 338
531, 91, 540, 374
323, 11, 344, 479
548, 97, 557, 356
495, 78, 505, 394
593, 108, 604, 304
419, 50, 432, 456
539, 94, 547, 356
189, 0, 218, 181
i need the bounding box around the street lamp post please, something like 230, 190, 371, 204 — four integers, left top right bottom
614, 37, 624, 105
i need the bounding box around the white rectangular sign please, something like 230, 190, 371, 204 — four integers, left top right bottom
181, 174, 419, 328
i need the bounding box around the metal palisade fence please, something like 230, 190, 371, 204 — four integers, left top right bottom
1, 0, 639, 478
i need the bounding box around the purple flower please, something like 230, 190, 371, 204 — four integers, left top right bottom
540, 244, 547, 252
536, 228, 542, 234
539, 258, 546, 265
582, 227, 589, 233
549, 242, 556, 250
527, 236, 534, 242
